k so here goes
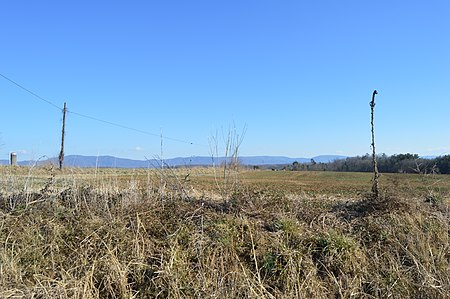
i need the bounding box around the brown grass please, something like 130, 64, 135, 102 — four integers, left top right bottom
0, 166, 449, 298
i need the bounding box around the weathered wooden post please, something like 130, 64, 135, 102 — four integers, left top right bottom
10, 152, 17, 166
370, 90, 379, 199
59, 102, 67, 170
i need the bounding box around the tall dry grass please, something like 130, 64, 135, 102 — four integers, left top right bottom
0, 166, 448, 298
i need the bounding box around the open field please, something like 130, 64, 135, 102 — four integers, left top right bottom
3, 166, 450, 198
0, 166, 449, 298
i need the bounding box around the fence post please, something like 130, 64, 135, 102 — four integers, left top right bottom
370, 90, 379, 199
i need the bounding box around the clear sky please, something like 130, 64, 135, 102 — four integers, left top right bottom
1, 0, 449, 161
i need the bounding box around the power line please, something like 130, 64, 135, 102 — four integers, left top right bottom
0, 72, 196, 146
0, 72, 62, 111
68, 110, 194, 145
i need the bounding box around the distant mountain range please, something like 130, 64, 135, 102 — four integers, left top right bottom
0, 155, 347, 168
421, 156, 437, 160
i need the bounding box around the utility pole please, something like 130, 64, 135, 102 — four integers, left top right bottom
59, 102, 67, 170
370, 90, 379, 199
160, 128, 164, 171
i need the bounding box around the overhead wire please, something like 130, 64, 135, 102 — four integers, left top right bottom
0, 72, 197, 146
0, 72, 63, 111
68, 110, 193, 145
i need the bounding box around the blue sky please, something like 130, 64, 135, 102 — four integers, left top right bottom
1, 0, 449, 160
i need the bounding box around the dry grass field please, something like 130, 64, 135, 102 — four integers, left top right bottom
0, 165, 449, 298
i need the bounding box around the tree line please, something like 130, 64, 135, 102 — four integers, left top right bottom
289, 154, 450, 174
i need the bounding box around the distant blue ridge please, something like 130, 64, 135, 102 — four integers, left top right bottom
0, 154, 347, 168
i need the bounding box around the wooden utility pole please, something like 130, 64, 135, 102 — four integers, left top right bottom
59, 102, 67, 170
370, 90, 379, 199
160, 128, 164, 171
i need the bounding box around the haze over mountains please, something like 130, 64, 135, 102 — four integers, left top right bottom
0, 155, 347, 168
